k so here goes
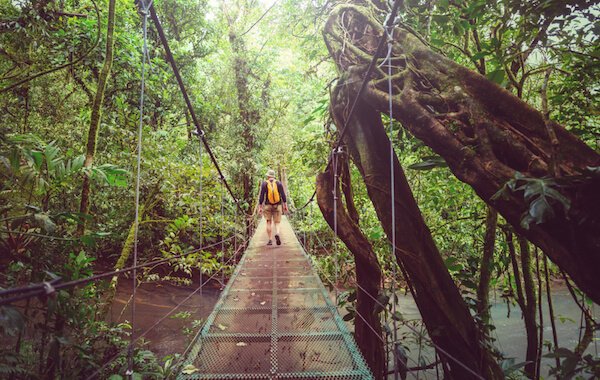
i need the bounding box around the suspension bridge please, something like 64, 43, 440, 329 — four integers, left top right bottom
0, 0, 492, 378
177, 216, 372, 379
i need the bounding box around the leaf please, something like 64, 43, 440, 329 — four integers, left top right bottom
528, 195, 554, 223
181, 364, 199, 375
497, 174, 571, 229
408, 157, 447, 171
217, 324, 228, 331
347, 290, 357, 303
30, 150, 44, 170
471, 51, 489, 61
33, 213, 56, 234
71, 155, 85, 172
432, 14, 449, 24
486, 69, 505, 85
377, 293, 390, 306
88, 164, 129, 187
500, 358, 530, 375
557, 315, 576, 324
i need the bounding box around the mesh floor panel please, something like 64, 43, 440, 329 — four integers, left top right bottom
277, 334, 356, 373
277, 308, 337, 333
178, 218, 373, 380
221, 290, 273, 310
191, 336, 272, 374
278, 289, 327, 308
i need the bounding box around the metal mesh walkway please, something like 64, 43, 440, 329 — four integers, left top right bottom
178, 216, 373, 379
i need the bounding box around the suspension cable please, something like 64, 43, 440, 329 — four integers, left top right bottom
126, 0, 152, 374
147, 4, 245, 216
220, 178, 225, 287
293, 214, 425, 374
193, 125, 205, 318
382, 19, 400, 380
325, 0, 402, 171
332, 148, 341, 302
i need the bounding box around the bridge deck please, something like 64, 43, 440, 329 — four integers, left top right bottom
178, 216, 373, 379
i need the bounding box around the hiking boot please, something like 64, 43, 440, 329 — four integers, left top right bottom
267, 240, 273, 246
275, 234, 281, 246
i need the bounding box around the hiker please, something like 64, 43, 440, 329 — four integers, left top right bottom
258, 169, 288, 246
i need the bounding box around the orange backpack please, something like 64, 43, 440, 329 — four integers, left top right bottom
266, 180, 281, 204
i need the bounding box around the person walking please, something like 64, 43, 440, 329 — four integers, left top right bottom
258, 169, 288, 245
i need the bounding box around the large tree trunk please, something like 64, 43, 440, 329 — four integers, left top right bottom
323, 3, 600, 303
316, 154, 385, 379
78, 0, 117, 235
227, 28, 261, 237
329, 84, 503, 379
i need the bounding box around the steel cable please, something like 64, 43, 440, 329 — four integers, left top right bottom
85, 239, 249, 380
0, 236, 235, 306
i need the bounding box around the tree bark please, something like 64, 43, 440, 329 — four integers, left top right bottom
316, 154, 385, 379
506, 231, 539, 379
543, 256, 561, 372
226, 25, 262, 238
323, 2, 600, 303
519, 238, 539, 379
476, 207, 497, 334
329, 84, 503, 379
78, 0, 117, 235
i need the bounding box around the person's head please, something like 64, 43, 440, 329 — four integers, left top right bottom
266, 169, 276, 180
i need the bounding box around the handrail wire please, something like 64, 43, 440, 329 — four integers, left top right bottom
383, 21, 400, 380
295, 189, 316, 212
353, 282, 485, 380
289, 212, 425, 374
85, 239, 249, 380
0, 236, 235, 306
294, 209, 483, 379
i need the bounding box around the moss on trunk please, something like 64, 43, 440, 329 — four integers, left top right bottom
78, 0, 117, 235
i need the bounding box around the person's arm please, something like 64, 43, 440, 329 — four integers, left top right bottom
258, 182, 266, 213
278, 182, 288, 212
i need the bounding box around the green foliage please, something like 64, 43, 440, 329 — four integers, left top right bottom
65, 251, 96, 280
544, 347, 600, 379
493, 172, 571, 229
0, 0, 597, 376
407, 155, 448, 171
499, 358, 529, 377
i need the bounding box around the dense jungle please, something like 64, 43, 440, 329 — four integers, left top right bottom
1, 0, 599, 379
